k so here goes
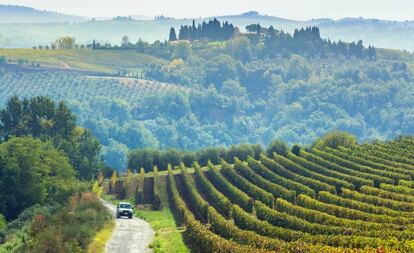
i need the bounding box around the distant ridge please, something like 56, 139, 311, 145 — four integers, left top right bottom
216, 11, 293, 23
0, 5, 86, 23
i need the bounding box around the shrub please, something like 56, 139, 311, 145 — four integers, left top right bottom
266, 139, 288, 157
135, 168, 145, 204
313, 131, 357, 149
152, 166, 162, 210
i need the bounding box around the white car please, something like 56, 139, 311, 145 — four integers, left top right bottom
116, 202, 133, 219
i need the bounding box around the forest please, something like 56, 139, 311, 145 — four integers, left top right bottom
0, 20, 413, 171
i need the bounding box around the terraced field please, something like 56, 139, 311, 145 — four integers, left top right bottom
114, 137, 414, 252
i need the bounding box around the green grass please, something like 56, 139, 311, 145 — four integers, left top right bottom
0, 48, 164, 74
87, 220, 115, 253
135, 208, 189, 253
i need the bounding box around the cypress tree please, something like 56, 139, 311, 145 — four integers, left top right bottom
169, 27, 178, 41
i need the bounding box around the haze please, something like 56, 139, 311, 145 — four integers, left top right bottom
0, 0, 413, 20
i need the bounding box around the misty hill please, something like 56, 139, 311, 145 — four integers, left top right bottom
0, 5, 86, 23
0, 8, 414, 50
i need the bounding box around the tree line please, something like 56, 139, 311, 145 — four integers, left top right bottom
170, 19, 237, 42
127, 138, 293, 172
257, 25, 376, 59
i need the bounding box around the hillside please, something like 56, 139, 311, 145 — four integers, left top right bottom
0, 5, 86, 23
1, 25, 414, 171
107, 135, 414, 252
0, 10, 414, 50
0, 48, 164, 74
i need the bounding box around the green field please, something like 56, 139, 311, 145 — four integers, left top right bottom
0, 48, 164, 74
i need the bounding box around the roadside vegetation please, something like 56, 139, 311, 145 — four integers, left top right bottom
0, 97, 113, 252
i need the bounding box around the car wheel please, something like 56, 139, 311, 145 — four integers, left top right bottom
129, 214, 133, 219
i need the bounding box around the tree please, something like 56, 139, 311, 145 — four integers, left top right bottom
110, 170, 117, 193
0, 97, 102, 180
267, 139, 288, 157
173, 41, 192, 60
0, 137, 77, 220
121, 35, 130, 48
54, 36, 76, 49
226, 36, 252, 62
169, 27, 177, 41
313, 131, 357, 149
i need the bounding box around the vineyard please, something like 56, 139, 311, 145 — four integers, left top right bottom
108, 136, 414, 252
0, 71, 186, 107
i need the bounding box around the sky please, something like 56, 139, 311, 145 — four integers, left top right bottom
0, 0, 413, 21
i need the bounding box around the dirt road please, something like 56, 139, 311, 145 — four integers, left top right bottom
101, 200, 154, 253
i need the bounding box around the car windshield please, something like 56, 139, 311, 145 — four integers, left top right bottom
119, 204, 131, 208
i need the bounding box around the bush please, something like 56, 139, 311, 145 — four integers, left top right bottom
313, 131, 357, 149
152, 166, 162, 210
267, 139, 288, 157
135, 168, 145, 204
0, 214, 5, 230
25, 192, 111, 252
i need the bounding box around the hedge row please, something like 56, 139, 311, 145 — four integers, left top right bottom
222, 159, 275, 208
297, 194, 412, 225
341, 188, 414, 212
247, 157, 315, 197
274, 198, 400, 233
180, 164, 209, 222
206, 162, 254, 212
167, 166, 265, 253
360, 185, 414, 203
318, 191, 414, 218
193, 162, 232, 218
180, 163, 286, 251
231, 203, 387, 249
290, 151, 367, 189
310, 149, 394, 185
398, 180, 414, 188
207, 206, 287, 251
325, 147, 412, 181
260, 154, 336, 194
298, 150, 376, 187
344, 146, 414, 174
380, 183, 414, 195
254, 201, 349, 235
362, 144, 414, 165
234, 159, 296, 202
274, 152, 352, 191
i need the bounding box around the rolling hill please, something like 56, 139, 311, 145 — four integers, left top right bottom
0, 5, 86, 23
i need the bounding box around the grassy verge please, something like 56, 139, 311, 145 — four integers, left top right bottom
88, 220, 115, 253
135, 208, 188, 253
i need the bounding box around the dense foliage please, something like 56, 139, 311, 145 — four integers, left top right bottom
0, 96, 102, 179
128, 143, 263, 171
0, 137, 83, 220
176, 19, 236, 41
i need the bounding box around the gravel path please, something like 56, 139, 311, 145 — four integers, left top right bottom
101, 200, 155, 253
